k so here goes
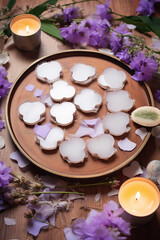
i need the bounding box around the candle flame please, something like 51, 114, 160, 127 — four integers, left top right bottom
135, 191, 140, 200
26, 25, 29, 33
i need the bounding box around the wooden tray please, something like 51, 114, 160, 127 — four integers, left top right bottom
6, 50, 153, 178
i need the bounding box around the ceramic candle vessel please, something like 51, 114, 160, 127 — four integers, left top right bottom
10, 14, 41, 51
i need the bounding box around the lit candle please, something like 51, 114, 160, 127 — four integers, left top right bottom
118, 177, 160, 225
10, 14, 41, 51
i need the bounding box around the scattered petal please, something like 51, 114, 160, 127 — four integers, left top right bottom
107, 200, 118, 211
25, 84, 35, 92
74, 125, 95, 138
126, 24, 136, 30
34, 122, 52, 139
4, 217, 16, 226
27, 218, 48, 236
151, 36, 160, 50
122, 161, 143, 178
95, 192, 101, 202
0, 52, 9, 65
68, 193, 86, 201
0, 120, 5, 131
118, 138, 136, 151
40, 94, 53, 107
40, 175, 58, 189
64, 227, 81, 240
107, 189, 119, 197
34, 88, 44, 97
74, 118, 104, 138
49, 213, 56, 226
84, 118, 99, 126
93, 118, 104, 136
10, 151, 30, 169
0, 136, 5, 149
135, 127, 148, 140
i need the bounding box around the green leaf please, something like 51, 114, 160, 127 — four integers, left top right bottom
4, 27, 11, 37
116, 16, 151, 33
28, 0, 58, 17
6, 0, 16, 11
117, 15, 160, 38
41, 20, 63, 41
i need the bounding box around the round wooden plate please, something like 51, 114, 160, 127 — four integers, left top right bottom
6, 50, 153, 178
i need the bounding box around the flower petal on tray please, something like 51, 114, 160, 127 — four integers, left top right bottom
40, 94, 53, 107
10, 151, 30, 169
75, 118, 104, 138
122, 161, 143, 178
135, 127, 148, 140
25, 84, 35, 92
34, 88, 44, 97
118, 138, 136, 151
34, 122, 52, 139
74, 125, 95, 138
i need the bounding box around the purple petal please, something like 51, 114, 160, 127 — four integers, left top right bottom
34, 122, 52, 139
64, 227, 81, 240
27, 218, 48, 236
107, 200, 118, 211
49, 213, 56, 226
34, 88, 44, 97
74, 125, 95, 138
122, 161, 143, 178
40, 175, 58, 189
118, 138, 136, 151
40, 94, 53, 107
94, 118, 104, 136
84, 118, 99, 126
10, 151, 30, 169
25, 84, 35, 92
0, 120, 5, 131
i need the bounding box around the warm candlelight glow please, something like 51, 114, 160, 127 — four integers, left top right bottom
10, 14, 40, 36
26, 25, 29, 34
10, 14, 41, 50
118, 177, 160, 217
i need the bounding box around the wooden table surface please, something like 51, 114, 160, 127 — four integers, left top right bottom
0, 0, 160, 239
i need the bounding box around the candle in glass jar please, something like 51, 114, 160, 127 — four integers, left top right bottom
118, 177, 160, 224
10, 14, 41, 51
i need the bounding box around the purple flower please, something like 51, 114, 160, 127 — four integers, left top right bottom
0, 161, 13, 189
72, 201, 131, 240
110, 23, 131, 54
136, 0, 155, 16
0, 109, 4, 131
130, 51, 158, 81
154, 90, 160, 102
96, 0, 112, 21
60, 17, 110, 48
116, 48, 132, 64
63, 6, 81, 23
0, 66, 12, 99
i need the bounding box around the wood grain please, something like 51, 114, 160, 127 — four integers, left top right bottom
0, 1, 160, 240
